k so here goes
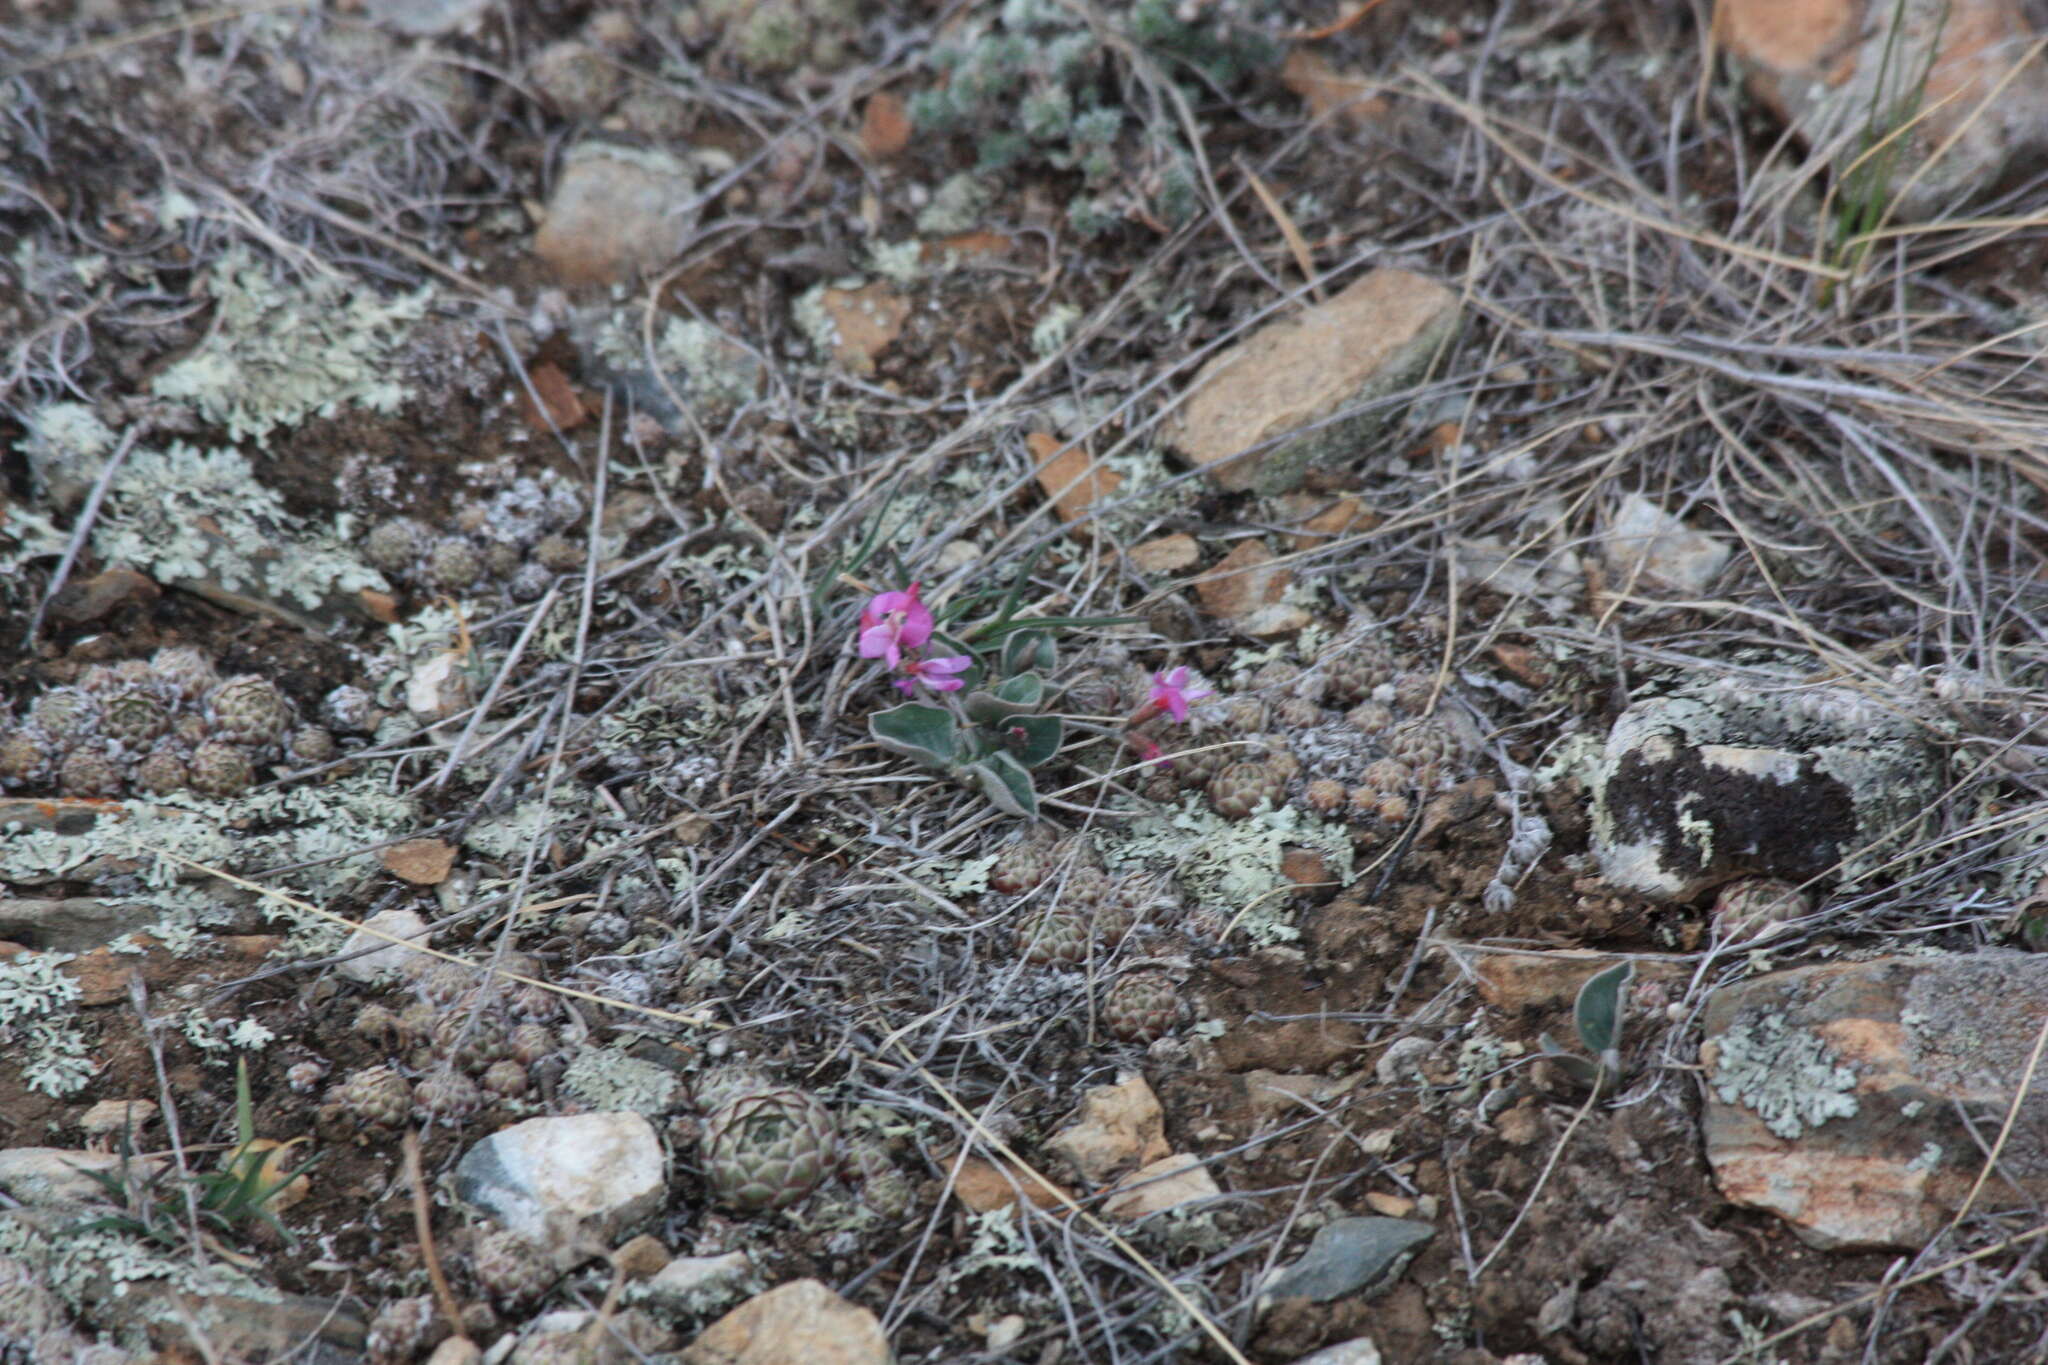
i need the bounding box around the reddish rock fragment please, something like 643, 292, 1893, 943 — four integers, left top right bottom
1702, 952, 2048, 1249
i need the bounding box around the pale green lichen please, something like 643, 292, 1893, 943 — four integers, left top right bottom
179, 1010, 276, 1059
0, 770, 418, 976
20, 1019, 97, 1098
867, 239, 926, 287
150, 246, 429, 446
0, 949, 81, 1031
791, 279, 855, 361
45, 1228, 274, 1313
589, 312, 761, 414
88, 441, 387, 611
1031, 304, 1082, 357
15, 400, 118, 500
930, 853, 999, 898
1710, 1010, 1860, 1140
0, 951, 95, 1097
562, 1045, 682, 1116
916, 174, 992, 236
1103, 796, 1354, 945
702, 0, 858, 72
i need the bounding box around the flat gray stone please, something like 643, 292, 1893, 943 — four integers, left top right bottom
335, 907, 431, 982
1289, 1340, 1384, 1365
1263, 1216, 1433, 1304
0, 1147, 162, 1206
0, 898, 161, 952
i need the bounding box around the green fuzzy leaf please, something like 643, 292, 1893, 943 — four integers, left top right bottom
871, 704, 960, 767
966, 752, 1038, 819
1007, 715, 1064, 768
964, 671, 1044, 725
1573, 961, 1633, 1059
1538, 1033, 1605, 1090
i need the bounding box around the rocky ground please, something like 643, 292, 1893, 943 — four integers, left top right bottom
3, 1, 2048, 1363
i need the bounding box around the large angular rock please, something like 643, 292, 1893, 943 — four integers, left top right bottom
1167, 268, 1459, 495
1701, 952, 2048, 1249
1588, 680, 1940, 901
1715, 0, 2048, 219
454, 1112, 666, 1267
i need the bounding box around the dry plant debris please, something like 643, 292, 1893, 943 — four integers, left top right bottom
2, 1, 2048, 1362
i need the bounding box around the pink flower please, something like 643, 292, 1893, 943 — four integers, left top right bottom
1147, 666, 1209, 724
1130, 735, 1168, 768
859, 583, 934, 669
893, 653, 972, 694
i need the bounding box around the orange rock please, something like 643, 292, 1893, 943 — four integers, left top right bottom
923, 230, 1015, 262
1124, 533, 1200, 574
1045, 1074, 1171, 1184
1281, 48, 1392, 127
680, 1280, 888, 1365
532, 143, 698, 286
1468, 949, 1683, 1013
1168, 268, 1460, 494
1029, 431, 1123, 525
1103, 1154, 1220, 1219
1193, 539, 1289, 624
1715, 0, 2048, 219
1279, 846, 1335, 892
358, 589, 401, 624
1364, 1191, 1417, 1218
814, 281, 909, 375
1489, 642, 1550, 688
951, 1156, 1072, 1214
1702, 952, 2048, 1249
1280, 494, 1379, 553
1714, 0, 1857, 75
381, 838, 458, 886
518, 360, 587, 432
858, 91, 912, 159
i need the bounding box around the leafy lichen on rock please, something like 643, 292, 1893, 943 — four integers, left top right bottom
562, 1045, 683, 1117
1708, 1009, 1860, 1140
88, 441, 387, 614
150, 246, 429, 446
1101, 795, 1352, 944
0, 949, 95, 1096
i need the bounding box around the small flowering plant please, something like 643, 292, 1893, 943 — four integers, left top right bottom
854, 565, 1128, 819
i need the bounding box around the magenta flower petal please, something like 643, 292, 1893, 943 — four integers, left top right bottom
858, 582, 935, 666
859, 623, 904, 666
897, 653, 972, 693
1149, 666, 1208, 725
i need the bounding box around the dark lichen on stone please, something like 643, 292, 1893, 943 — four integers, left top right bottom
1587, 682, 1941, 901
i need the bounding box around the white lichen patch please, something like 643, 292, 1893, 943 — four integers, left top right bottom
15, 400, 118, 502
88, 442, 387, 611
0, 948, 99, 1096
562, 1045, 682, 1116
1102, 796, 1353, 945
151, 246, 429, 446
1710, 1010, 1861, 1140
1, 770, 419, 977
